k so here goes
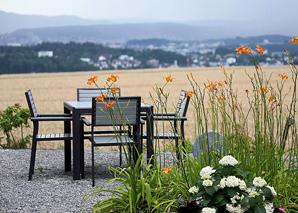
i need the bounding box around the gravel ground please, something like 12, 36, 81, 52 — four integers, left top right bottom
0, 149, 128, 213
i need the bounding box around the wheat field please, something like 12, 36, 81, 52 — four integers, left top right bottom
0, 66, 293, 149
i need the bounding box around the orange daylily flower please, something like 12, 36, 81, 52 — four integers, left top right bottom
288, 36, 298, 44
163, 75, 175, 82
105, 101, 116, 109
110, 87, 121, 95
255, 45, 266, 54
185, 91, 194, 98
217, 82, 224, 87
204, 80, 217, 91
243, 46, 251, 54
161, 166, 173, 174
107, 74, 119, 82
278, 73, 288, 80
258, 87, 269, 93
87, 76, 98, 85
234, 45, 245, 55
268, 96, 276, 102
217, 97, 225, 102
95, 94, 107, 102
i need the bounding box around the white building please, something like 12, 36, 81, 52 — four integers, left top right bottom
38, 51, 53, 58
80, 58, 91, 63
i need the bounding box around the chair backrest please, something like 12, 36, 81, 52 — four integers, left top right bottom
176, 89, 190, 118
77, 88, 121, 102
92, 96, 141, 126
25, 89, 38, 117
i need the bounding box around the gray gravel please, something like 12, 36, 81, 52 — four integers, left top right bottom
0, 149, 126, 213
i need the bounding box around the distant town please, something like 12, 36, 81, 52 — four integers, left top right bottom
1, 36, 297, 74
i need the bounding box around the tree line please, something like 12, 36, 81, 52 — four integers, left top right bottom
0, 42, 187, 74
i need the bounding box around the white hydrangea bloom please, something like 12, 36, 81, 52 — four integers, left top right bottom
253, 177, 267, 188
239, 180, 246, 190
218, 178, 226, 189
201, 207, 216, 213
203, 179, 213, 187
264, 203, 274, 213
219, 155, 238, 166
201, 174, 211, 179
226, 204, 248, 213
188, 186, 199, 194
266, 185, 277, 196
200, 166, 216, 177
246, 187, 259, 197
226, 176, 240, 188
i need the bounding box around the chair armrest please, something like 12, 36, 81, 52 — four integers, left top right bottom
31, 117, 72, 121
81, 117, 91, 126
153, 116, 187, 121
153, 112, 176, 116
141, 112, 176, 120
37, 113, 72, 117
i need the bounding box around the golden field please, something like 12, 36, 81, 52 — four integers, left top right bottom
0, 66, 294, 149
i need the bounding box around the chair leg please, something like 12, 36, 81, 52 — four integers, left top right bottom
80, 120, 85, 179
92, 143, 95, 187
29, 122, 38, 180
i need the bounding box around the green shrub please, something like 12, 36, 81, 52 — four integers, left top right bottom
0, 103, 31, 149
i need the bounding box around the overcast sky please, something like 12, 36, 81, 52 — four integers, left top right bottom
0, 0, 294, 22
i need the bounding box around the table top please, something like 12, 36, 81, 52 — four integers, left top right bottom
64, 101, 152, 110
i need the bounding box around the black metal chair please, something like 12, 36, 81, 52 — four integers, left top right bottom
25, 89, 73, 180
77, 88, 121, 102
78, 88, 125, 167
81, 96, 142, 186
142, 89, 190, 159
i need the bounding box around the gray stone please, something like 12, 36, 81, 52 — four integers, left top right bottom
192, 130, 226, 159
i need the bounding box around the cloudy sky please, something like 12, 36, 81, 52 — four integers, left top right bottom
0, 0, 294, 22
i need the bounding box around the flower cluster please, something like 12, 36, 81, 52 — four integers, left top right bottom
234, 45, 266, 55
163, 75, 175, 82
161, 166, 173, 175
218, 155, 238, 166
178, 155, 284, 213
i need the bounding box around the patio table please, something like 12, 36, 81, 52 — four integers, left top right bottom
63, 101, 154, 180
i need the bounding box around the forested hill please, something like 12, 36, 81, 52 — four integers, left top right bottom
0, 42, 187, 74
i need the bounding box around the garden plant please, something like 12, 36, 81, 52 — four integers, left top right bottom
82, 37, 298, 212
0, 103, 31, 149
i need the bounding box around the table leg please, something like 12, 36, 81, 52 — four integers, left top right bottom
146, 106, 154, 165
73, 110, 81, 180
64, 107, 71, 172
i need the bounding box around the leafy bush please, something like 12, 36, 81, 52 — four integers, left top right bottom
0, 103, 31, 149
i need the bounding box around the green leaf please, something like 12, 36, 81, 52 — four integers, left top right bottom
205, 186, 215, 196
241, 197, 250, 207
227, 187, 237, 197
261, 187, 272, 198
221, 166, 234, 176
214, 194, 225, 204
213, 180, 220, 186
254, 204, 266, 213
248, 197, 256, 207
202, 199, 211, 206
196, 191, 205, 197
218, 199, 228, 206
239, 170, 251, 179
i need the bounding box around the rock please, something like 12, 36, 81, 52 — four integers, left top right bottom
192, 130, 226, 159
